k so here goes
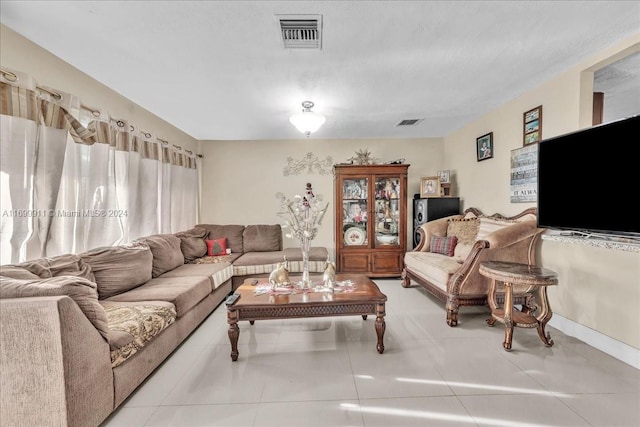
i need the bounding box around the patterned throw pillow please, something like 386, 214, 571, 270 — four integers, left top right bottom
429, 235, 458, 256
446, 217, 479, 245
206, 238, 228, 256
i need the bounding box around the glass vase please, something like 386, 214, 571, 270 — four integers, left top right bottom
299, 236, 312, 290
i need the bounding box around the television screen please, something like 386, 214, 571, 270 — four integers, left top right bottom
537, 115, 640, 237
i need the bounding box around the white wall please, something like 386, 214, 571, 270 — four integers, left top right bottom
199, 138, 443, 256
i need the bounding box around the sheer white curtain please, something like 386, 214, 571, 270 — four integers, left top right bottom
0, 67, 199, 264
0, 70, 38, 264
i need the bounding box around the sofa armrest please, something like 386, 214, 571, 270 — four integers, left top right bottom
0, 296, 113, 427
484, 220, 543, 249
415, 214, 462, 251
448, 222, 544, 296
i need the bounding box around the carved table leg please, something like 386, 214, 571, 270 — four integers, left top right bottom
503, 282, 514, 351
486, 278, 498, 326
534, 286, 554, 347
227, 309, 240, 361
375, 302, 386, 354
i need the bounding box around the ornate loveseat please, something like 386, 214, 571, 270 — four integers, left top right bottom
402, 207, 544, 326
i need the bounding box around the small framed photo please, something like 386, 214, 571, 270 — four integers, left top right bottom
420, 176, 441, 197
523, 105, 542, 146
476, 132, 493, 161
437, 170, 451, 184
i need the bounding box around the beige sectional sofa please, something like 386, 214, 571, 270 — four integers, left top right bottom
0, 224, 327, 427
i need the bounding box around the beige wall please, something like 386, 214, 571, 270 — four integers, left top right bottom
199, 138, 443, 254
3, 19, 638, 355
0, 24, 198, 151
444, 33, 640, 350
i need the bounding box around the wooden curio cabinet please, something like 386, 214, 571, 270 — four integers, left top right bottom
334, 164, 409, 277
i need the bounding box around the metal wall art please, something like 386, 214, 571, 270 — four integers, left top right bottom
283, 152, 334, 176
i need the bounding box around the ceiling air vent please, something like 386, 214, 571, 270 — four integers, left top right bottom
276, 14, 322, 49
395, 119, 423, 127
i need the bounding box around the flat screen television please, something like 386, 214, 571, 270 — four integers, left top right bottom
537, 114, 640, 238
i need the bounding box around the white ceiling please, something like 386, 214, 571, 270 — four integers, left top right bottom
1, 1, 639, 140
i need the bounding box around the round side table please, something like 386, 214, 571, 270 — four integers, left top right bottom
479, 261, 558, 351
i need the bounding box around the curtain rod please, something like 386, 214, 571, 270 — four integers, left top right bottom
1, 68, 100, 117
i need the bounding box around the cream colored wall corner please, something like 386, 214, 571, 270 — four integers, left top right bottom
198, 138, 443, 258
444, 33, 640, 360
0, 24, 198, 151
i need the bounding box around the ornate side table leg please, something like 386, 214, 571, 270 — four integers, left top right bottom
503, 282, 514, 351
534, 286, 555, 347
486, 278, 498, 326
375, 302, 386, 354
227, 309, 240, 361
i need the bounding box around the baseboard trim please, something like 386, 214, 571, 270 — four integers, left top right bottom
549, 314, 639, 370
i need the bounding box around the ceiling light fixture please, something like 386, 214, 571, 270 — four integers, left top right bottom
289, 101, 326, 137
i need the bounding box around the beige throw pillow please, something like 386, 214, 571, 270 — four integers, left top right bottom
447, 218, 479, 261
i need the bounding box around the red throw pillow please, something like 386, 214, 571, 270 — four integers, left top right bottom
429, 235, 458, 257
206, 238, 228, 256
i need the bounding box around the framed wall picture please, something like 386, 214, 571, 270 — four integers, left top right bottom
420, 176, 441, 197
523, 105, 542, 146
437, 169, 451, 183
476, 132, 493, 161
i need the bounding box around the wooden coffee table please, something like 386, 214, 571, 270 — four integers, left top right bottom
226, 274, 387, 361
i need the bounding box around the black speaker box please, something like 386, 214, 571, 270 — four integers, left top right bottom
413, 197, 460, 248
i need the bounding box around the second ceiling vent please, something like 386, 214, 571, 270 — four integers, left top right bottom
276, 14, 322, 49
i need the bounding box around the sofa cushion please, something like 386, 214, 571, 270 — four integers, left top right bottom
232, 247, 328, 276
80, 243, 153, 299
103, 276, 211, 317
159, 263, 234, 291
137, 234, 184, 277
100, 300, 177, 368
0, 275, 109, 341
195, 224, 245, 253
404, 252, 462, 291
12, 254, 95, 282
0, 265, 40, 280
206, 238, 228, 256
175, 227, 208, 262
242, 224, 282, 252
430, 236, 458, 257
476, 217, 518, 241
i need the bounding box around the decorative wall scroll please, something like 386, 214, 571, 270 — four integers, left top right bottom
510, 144, 538, 203
283, 152, 334, 176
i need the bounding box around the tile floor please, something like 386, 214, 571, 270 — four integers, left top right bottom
102, 279, 640, 427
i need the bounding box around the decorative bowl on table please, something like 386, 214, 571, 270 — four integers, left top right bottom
376, 234, 397, 245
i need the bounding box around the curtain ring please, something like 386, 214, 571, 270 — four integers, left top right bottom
36, 86, 62, 100
0, 68, 18, 82
116, 120, 125, 128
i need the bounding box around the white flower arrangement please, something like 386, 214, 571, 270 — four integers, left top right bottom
275, 183, 329, 242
